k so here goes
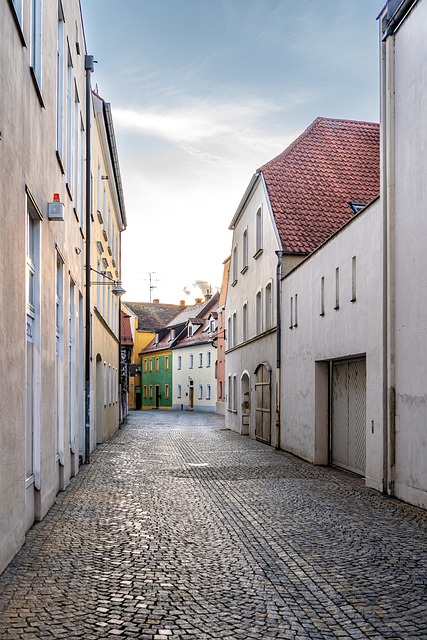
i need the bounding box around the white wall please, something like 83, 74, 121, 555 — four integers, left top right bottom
225, 177, 281, 443
282, 200, 384, 492
384, 0, 427, 508
173, 344, 216, 412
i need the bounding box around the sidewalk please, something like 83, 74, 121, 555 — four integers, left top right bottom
0, 410, 426, 639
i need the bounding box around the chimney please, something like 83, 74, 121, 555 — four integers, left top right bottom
180, 300, 186, 306
153, 299, 159, 304
195, 297, 202, 304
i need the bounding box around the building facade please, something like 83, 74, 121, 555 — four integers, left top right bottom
0, 0, 125, 574
380, 0, 427, 508
225, 118, 380, 447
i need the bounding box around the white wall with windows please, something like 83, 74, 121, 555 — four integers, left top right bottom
225, 176, 281, 442
172, 345, 217, 412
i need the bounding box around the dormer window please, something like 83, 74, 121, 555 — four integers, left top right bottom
188, 324, 193, 337
170, 328, 176, 340
209, 318, 216, 333
155, 333, 159, 344
349, 202, 367, 214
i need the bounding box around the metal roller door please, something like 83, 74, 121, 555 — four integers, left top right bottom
331, 359, 366, 476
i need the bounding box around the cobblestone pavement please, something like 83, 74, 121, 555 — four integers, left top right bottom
1, 411, 426, 640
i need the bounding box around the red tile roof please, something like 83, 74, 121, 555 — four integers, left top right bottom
257, 117, 380, 254
120, 311, 133, 346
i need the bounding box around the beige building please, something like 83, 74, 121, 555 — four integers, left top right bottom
0, 0, 125, 574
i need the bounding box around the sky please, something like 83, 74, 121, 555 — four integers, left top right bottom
80, 0, 385, 305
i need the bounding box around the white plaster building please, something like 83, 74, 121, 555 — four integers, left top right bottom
282, 199, 384, 492
171, 294, 219, 412
0, 0, 126, 574
380, 0, 427, 508
225, 118, 380, 447
278, 0, 427, 510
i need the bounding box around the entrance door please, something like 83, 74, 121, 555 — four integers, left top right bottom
189, 385, 194, 409
255, 363, 271, 444
155, 385, 160, 409
331, 359, 366, 475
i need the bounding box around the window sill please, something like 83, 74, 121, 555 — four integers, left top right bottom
253, 249, 263, 260
240, 266, 248, 274
231, 279, 237, 287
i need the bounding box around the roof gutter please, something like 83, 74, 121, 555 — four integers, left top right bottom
103, 101, 127, 229
229, 173, 260, 229
381, 0, 419, 38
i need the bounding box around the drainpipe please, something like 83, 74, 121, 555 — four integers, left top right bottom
382, 30, 396, 496
84, 55, 95, 464
275, 250, 284, 450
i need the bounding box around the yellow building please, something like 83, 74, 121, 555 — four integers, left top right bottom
122, 302, 182, 409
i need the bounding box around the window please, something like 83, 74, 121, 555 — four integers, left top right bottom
335, 267, 340, 310
198, 385, 203, 400
227, 375, 232, 411
165, 356, 169, 371
219, 380, 223, 399
351, 256, 357, 302
320, 276, 325, 316
155, 357, 159, 372
149, 385, 153, 399
294, 294, 298, 328
177, 355, 182, 370
206, 384, 211, 400
265, 281, 273, 329
66, 46, 73, 188
143, 359, 147, 373
232, 375, 237, 412
73, 86, 81, 217
103, 362, 107, 406
242, 228, 248, 272
256, 290, 262, 334
189, 354, 194, 369
164, 384, 169, 400
56, 5, 65, 160
149, 358, 153, 372
177, 384, 182, 399
232, 245, 238, 285
232, 312, 237, 347
198, 353, 203, 368
289, 296, 293, 329
219, 345, 223, 362
207, 351, 211, 367
227, 316, 232, 348
30, 0, 43, 91
143, 385, 147, 399
255, 207, 263, 256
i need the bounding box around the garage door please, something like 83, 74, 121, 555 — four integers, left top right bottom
331, 359, 366, 476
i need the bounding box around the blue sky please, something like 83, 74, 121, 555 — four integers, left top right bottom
80, 0, 385, 304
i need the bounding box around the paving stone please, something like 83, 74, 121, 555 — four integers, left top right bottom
0, 410, 426, 639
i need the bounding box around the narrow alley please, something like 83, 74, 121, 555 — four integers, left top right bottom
0, 411, 426, 640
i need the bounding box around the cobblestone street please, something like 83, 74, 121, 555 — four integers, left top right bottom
0, 410, 426, 640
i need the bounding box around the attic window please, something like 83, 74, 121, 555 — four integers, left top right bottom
349, 202, 367, 215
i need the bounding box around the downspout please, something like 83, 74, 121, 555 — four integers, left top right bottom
84, 55, 95, 464
275, 250, 284, 449
384, 30, 396, 496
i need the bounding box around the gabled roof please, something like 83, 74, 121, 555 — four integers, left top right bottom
259, 117, 380, 254
140, 293, 220, 356
167, 294, 219, 328
233, 117, 380, 255
124, 301, 182, 332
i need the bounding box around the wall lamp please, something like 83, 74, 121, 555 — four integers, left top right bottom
90, 267, 126, 297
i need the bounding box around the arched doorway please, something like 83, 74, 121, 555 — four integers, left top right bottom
240, 372, 250, 435
254, 362, 271, 444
